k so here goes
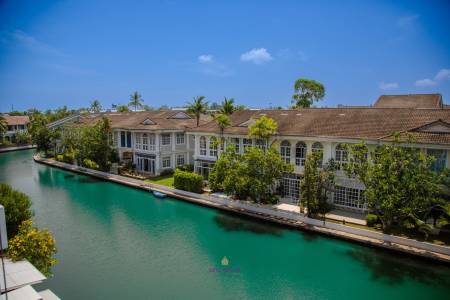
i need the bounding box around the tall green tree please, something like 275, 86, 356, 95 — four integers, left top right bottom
344, 135, 437, 232
219, 97, 235, 115
129, 91, 144, 111
292, 78, 325, 108
187, 96, 208, 127
0, 115, 7, 137
90, 100, 102, 113
214, 113, 231, 150
209, 147, 292, 203
300, 152, 335, 218
248, 115, 278, 149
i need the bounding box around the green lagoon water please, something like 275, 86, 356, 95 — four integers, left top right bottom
0, 149, 449, 300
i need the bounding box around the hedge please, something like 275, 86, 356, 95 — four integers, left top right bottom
82, 158, 99, 170
366, 213, 379, 227
173, 169, 203, 193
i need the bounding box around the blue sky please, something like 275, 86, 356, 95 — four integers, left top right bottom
0, 0, 449, 111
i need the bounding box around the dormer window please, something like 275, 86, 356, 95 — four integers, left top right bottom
142, 118, 155, 125
169, 112, 192, 119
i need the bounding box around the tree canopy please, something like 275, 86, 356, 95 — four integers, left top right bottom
129, 92, 144, 111
344, 135, 437, 232
90, 100, 102, 113
219, 97, 235, 115
248, 115, 278, 147
292, 78, 325, 108
187, 96, 208, 127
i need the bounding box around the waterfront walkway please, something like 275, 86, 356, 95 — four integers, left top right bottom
0, 145, 36, 153
33, 154, 450, 263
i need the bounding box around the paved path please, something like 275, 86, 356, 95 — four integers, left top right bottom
0, 145, 36, 153
33, 154, 450, 263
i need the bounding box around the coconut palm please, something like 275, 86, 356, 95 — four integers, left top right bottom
90, 100, 102, 113
219, 97, 235, 115
215, 113, 231, 150
128, 91, 144, 111
187, 96, 208, 127
0, 115, 7, 139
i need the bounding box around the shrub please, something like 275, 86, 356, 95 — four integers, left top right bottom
56, 154, 64, 162
62, 150, 75, 164
82, 158, 99, 170
160, 168, 174, 176
0, 183, 33, 238
174, 169, 203, 193
177, 164, 194, 172
8, 220, 57, 277
366, 213, 379, 227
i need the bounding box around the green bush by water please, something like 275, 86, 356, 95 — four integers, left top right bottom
174, 169, 203, 193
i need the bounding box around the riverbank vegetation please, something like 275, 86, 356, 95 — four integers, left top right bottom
0, 183, 57, 276
344, 134, 450, 241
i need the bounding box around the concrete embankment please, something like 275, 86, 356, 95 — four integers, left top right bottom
33, 154, 450, 264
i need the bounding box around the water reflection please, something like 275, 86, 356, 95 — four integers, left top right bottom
214, 211, 284, 236
346, 248, 450, 285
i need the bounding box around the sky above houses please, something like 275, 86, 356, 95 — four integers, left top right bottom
0, 0, 449, 112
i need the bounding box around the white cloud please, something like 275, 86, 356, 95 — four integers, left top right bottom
8, 30, 64, 57
435, 69, 450, 81
240, 48, 273, 64
415, 78, 437, 87
379, 82, 399, 90
198, 54, 213, 64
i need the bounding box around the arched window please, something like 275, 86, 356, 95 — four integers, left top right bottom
209, 137, 218, 157
200, 136, 207, 155
335, 143, 348, 169
280, 140, 291, 163
142, 133, 148, 150
295, 141, 307, 166
148, 133, 155, 151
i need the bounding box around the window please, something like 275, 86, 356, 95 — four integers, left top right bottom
230, 138, 240, 153
113, 131, 119, 146
200, 136, 207, 155
120, 131, 126, 147
162, 156, 171, 168
161, 133, 171, 145
148, 134, 155, 151
135, 133, 142, 150
280, 140, 291, 163
243, 138, 253, 152
333, 186, 366, 210
176, 154, 185, 166
209, 137, 218, 157
196, 161, 214, 179
281, 173, 301, 203
126, 132, 132, 148
142, 133, 149, 150
295, 142, 307, 166
312, 142, 323, 166
176, 133, 185, 145
335, 143, 348, 170
255, 139, 266, 150
428, 149, 447, 173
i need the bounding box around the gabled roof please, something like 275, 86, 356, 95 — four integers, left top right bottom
1, 115, 30, 126
189, 108, 450, 144
374, 94, 443, 109
80, 110, 211, 130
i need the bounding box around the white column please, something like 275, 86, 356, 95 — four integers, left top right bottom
323, 141, 333, 163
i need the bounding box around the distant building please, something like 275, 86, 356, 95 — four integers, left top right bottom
1, 115, 30, 143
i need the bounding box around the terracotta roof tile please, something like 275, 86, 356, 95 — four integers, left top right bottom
2, 115, 30, 126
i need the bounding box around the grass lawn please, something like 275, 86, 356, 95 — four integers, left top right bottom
145, 175, 174, 187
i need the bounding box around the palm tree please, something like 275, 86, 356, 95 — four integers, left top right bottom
129, 91, 144, 111
90, 100, 102, 113
187, 96, 208, 127
219, 97, 235, 115
248, 115, 278, 151
0, 115, 7, 139
215, 113, 231, 150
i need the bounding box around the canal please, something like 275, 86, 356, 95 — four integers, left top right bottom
0, 149, 449, 299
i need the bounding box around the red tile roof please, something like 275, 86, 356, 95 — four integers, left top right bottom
2, 115, 30, 126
